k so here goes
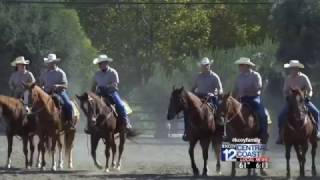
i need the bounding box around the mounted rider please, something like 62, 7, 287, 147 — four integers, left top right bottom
9, 56, 35, 98
233, 57, 268, 142
39, 53, 74, 129
276, 60, 320, 144
89, 54, 133, 134
182, 57, 223, 141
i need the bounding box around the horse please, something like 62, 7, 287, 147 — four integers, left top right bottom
0, 95, 36, 169
215, 93, 268, 176
24, 83, 79, 170
77, 92, 126, 172
167, 87, 223, 176
283, 89, 317, 177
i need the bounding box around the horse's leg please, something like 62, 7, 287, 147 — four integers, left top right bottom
213, 139, 222, 175
311, 138, 317, 176
104, 132, 112, 172
231, 162, 236, 176
6, 134, 13, 169
36, 141, 42, 168
189, 138, 199, 176
199, 138, 210, 176
298, 143, 308, 177
260, 145, 268, 176
28, 135, 35, 167
66, 129, 75, 169
91, 134, 102, 169
111, 134, 117, 169
22, 135, 29, 169
39, 136, 47, 170
116, 131, 126, 171
57, 134, 63, 169
51, 136, 57, 171
285, 144, 292, 178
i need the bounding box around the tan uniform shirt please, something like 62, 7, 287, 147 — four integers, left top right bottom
234, 69, 262, 98
283, 72, 312, 97
9, 70, 35, 97
92, 67, 119, 91
193, 71, 223, 95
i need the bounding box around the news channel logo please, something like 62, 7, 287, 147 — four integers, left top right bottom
220, 138, 270, 169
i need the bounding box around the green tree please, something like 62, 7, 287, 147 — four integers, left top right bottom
0, 3, 96, 95
271, 0, 320, 68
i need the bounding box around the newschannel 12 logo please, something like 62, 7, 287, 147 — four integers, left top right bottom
221, 143, 237, 161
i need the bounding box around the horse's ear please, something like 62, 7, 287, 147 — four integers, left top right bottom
30, 82, 36, 89
172, 85, 176, 91
226, 92, 231, 98
180, 86, 184, 91
76, 94, 81, 100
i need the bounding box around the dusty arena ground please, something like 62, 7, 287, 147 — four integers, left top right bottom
1, 133, 320, 180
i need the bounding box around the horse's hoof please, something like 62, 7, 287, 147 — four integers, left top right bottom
104, 168, 109, 173
260, 169, 268, 176
216, 171, 222, 175
26, 166, 31, 170
37, 163, 41, 169
6, 164, 11, 169
116, 165, 121, 171
41, 167, 46, 171
51, 166, 57, 171
193, 168, 200, 176
68, 163, 73, 169
312, 169, 317, 176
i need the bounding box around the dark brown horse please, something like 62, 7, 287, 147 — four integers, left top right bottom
216, 93, 268, 176
77, 92, 126, 172
0, 95, 36, 169
167, 87, 222, 176
283, 89, 317, 177
24, 83, 79, 171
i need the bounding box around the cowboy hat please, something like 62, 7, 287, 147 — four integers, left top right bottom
44, 54, 61, 64
284, 60, 304, 69
199, 57, 214, 66
234, 57, 256, 66
11, 56, 30, 67
93, 54, 113, 65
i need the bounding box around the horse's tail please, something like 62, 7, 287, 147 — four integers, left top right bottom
126, 128, 141, 139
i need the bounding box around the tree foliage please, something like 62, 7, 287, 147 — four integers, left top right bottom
0, 3, 96, 95
271, 0, 320, 68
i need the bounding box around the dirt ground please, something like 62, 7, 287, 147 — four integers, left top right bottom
0, 133, 320, 180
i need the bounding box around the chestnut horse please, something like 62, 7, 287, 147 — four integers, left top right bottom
167, 87, 223, 176
77, 92, 127, 172
24, 83, 79, 170
216, 93, 268, 176
283, 89, 317, 177
0, 95, 36, 169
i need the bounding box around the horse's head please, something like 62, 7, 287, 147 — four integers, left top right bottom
287, 88, 308, 120
76, 92, 99, 123
216, 92, 235, 124
22, 82, 38, 110
167, 86, 187, 120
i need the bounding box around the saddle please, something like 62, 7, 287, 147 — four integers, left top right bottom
50, 93, 79, 120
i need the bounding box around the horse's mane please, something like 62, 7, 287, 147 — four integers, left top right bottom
0, 95, 23, 110
185, 91, 203, 107
32, 85, 57, 110
86, 92, 110, 109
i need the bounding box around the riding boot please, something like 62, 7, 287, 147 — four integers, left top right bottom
276, 128, 283, 145
182, 131, 189, 142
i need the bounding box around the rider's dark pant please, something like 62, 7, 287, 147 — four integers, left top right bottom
58, 91, 73, 121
